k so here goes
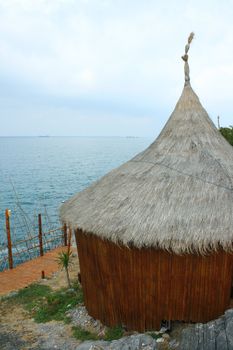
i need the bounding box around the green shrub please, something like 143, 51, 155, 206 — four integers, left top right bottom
104, 325, 124, 341
72, 326, 98, 341
219, 126, 233, 146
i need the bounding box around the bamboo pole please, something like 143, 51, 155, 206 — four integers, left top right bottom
38, 214, 44, 256
5, 209, 13, 269
67, 227, 72, 254
63, 223, 68, 246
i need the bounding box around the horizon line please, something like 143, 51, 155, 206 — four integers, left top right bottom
0, 135, 154, 138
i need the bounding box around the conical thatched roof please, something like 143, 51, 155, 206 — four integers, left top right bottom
60, 35, 233, 254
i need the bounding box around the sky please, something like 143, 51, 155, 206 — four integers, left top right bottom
0, 0, 233, 137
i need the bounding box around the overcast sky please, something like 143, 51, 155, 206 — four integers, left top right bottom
1, 0, 233, 137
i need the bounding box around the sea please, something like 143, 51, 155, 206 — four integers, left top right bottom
0, 136, 153, 247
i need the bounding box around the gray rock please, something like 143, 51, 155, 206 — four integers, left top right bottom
109, 344, 131, 350
76, 340, 110, 350
226, 318, 233, 348
169, 339, 179, 349
214, 316, 228, 350
216, 329, 228, 350
225, 309, 233, 320
179, 312, 233, 350
69, 306, 103, 334
225, 309, 233, 349
76, 334, 157, 350
203, 321, 215, 350
125, 334, 156, 349
179, 326, 199, 350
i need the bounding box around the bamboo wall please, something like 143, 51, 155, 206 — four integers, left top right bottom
75, 229, 233, 331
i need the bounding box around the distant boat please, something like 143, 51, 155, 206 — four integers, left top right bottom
38, 135, 50, 138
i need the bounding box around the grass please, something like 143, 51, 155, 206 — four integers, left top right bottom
104, 325, 124, 341
9, 281, 83, 323
72, 326, 99, 341
72, 325, 124, 342
7, 281, 124, 342
33, 288, 79, 323
9, 284, 51, 313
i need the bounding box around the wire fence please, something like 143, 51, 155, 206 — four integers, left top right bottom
0, 209, 68, 271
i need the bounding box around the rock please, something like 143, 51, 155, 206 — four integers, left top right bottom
156, 337, 164, 343
215, 317, 228, 350
69, 306, 103, 334
225, 308, 233, 348
226, 316, 233, 348
76, 334, 157, 350
179, 311, 233, 350
128, 334, 157, 349
203, 321, 215, 350
159, 327, 167, 333
216, 330, 228, 350
179, 326, 198, 350
37, 304, 233, 350
152, 331, 160, 336
169, 339, 179, 349
76, 340, 109, 349
162, 333, 170, 340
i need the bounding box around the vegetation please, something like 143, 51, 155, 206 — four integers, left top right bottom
72, 326, 99, 341
219, 126, 233, 146
33, 287, 82, 323
9, 284, 51, 312
148, 332, 164, 340
6, 282, 124, 342
72, 326, 124, 341
103, 325, 124, 341
57, 250, 73, 288
72, 324, 124, 342
9, 282, 83, 323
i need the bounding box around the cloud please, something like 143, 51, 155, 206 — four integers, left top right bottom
0, 0, 233, 135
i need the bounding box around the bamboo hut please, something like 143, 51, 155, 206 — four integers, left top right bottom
60, 34, 233, 331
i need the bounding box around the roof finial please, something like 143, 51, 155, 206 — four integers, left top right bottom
181, 32, 194, 86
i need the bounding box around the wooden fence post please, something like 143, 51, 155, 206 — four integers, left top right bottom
63, 223, 68, 246
5, 209, 13, 269
67, 227, 72, 254
38, 214, 44, 256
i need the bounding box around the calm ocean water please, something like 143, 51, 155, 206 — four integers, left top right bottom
0, 137, 152, 244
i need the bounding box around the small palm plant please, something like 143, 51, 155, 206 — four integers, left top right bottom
57, 250, 73, 288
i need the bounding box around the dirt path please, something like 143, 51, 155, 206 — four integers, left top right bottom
0, 248, 81, 350
0, 246, 76, 296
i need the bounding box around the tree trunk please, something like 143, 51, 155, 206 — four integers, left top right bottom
65, 267, 71, 288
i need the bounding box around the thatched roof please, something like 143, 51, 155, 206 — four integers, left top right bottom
60, 35, 233, 254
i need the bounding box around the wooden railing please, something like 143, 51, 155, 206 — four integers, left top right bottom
0, 209, 69, 271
